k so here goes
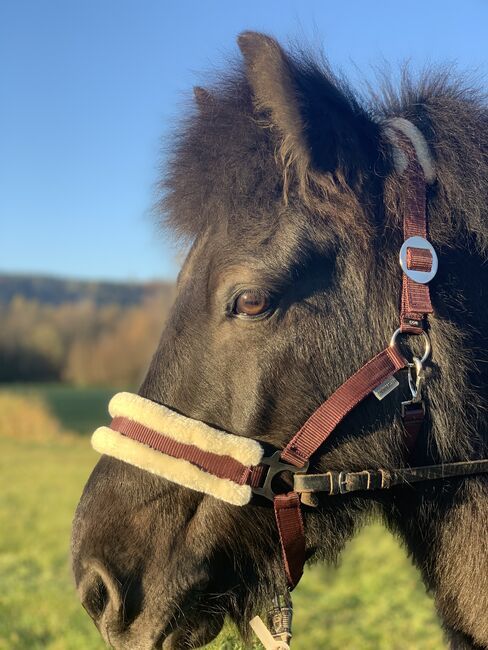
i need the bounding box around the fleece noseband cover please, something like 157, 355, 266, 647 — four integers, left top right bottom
91, 392, 264, 506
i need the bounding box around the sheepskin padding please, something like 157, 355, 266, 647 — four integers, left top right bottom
92, 426, 254, 506
108, 392, 263, 467
384, 117, 436, 183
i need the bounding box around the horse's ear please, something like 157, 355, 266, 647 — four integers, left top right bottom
238, 32, 311, 184
193, 86, 215, 111
237, 31, 379, 189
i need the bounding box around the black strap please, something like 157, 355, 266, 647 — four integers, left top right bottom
294, 459, 488, 496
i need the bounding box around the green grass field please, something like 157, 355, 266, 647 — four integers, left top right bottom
0, 385, 447, 650
5, 383, 118, 434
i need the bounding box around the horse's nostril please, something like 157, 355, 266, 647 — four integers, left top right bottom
81, 573, 109, 621
78, 561, 122, 625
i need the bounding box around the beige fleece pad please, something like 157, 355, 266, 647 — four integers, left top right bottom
91, 392, 264, 506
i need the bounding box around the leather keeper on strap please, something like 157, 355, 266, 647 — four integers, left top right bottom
294, 460, 488, 496
294, 469, 392, 495
407, 247, 433, 272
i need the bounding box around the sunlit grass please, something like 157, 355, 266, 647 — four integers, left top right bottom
0, 386, 447, 649
5, 383, 117, 434
0, 391, 70, 441
0, 437, 105, 650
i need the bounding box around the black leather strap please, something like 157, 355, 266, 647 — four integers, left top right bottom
294, 459, 488, 496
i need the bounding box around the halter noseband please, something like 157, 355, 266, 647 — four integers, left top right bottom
91, 124, 488, 649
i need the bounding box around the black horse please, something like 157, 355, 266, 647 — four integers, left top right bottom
72, 32, 488, 649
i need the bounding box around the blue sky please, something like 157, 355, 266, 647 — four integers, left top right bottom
1, 0, 487, 281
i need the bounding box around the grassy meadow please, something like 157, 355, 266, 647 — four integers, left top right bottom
0, 385, 448, 650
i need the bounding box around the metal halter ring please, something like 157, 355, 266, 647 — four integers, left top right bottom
399, 236, 438, 284
390, 328, 432, 365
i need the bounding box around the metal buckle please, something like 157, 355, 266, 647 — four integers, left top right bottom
252, 451, 309, 502
337, 471, 349, 494
401, 399, 426, 418
399, 236, 438, 284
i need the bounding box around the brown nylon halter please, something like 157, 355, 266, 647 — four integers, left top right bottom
272, 129, 436, 588
109, 129, 444, 591
274, 348, 409, 586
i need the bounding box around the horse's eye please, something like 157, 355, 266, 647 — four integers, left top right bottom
234, 289, 270, 317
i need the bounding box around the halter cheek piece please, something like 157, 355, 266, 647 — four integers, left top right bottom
91, 123, 488, 650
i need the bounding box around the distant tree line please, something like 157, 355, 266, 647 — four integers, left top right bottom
0, 290, 175, 386
0, 273, 168, 306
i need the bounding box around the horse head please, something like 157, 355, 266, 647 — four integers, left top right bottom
71, 32, 488, 650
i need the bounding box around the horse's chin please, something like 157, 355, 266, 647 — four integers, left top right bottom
162, 615, 225, 650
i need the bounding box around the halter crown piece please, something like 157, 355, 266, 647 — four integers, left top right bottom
91, 121, 488, 648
